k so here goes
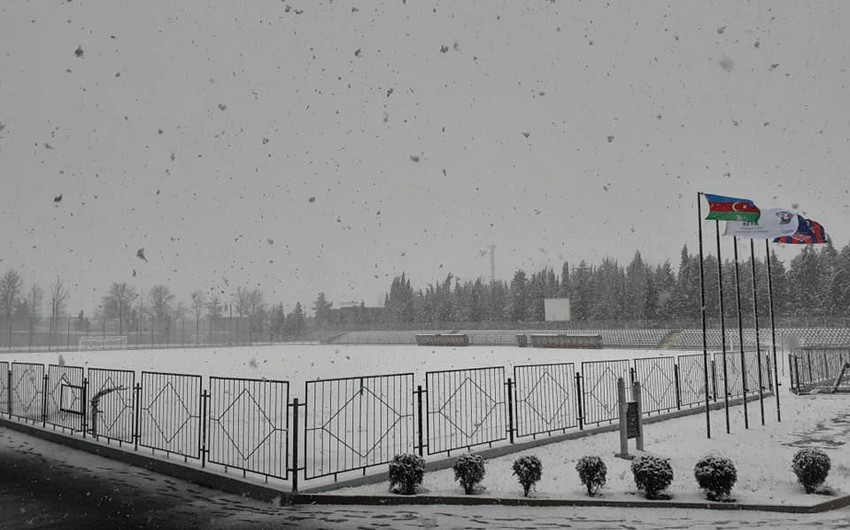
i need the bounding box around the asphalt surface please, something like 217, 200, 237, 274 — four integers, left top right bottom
2, 426, 850, 529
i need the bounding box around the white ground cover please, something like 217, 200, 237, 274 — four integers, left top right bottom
0, 344, 663, 393
341, 391, 849, 506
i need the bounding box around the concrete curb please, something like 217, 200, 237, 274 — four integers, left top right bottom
293, 492, 850, 514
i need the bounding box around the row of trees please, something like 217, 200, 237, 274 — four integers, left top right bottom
379, 242, 850, 326
0, 271, 69, 346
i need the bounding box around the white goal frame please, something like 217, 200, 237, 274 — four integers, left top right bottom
78, 336, 128, 351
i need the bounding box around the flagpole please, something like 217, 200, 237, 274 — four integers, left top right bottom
750, 239, 765, 426
697, 192, 711, 439
715, 221, 731, 434
765, 240, 781, 422
733, 236, 749, 429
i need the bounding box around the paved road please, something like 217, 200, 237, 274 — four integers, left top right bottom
1, 427, 849, 529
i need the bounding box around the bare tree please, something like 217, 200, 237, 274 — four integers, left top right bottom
1, 269, 23, 349
148, 284, 175, 327
49, 277, 69, 343
27, 284, 43, 348
190, 289, 206, 343
247, 288, 265, 341
205, 293, 223, 343
102, 282, 138, 335
233, 287, 251, 343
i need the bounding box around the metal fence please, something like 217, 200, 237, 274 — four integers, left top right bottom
208, 377, 290, 480
46, 364, 85, 432
10, 363, 44, 422
632, 356, 678, 415
677, 353, 708, 406
580, 360, 631, 425
790, 347, 850, 392
88, 368, 136, 443
304, 373, 414, 479
0, 361, 7, 412
513, 363, 577, 437
138, 371, 202, 459
425, 366, 507, 455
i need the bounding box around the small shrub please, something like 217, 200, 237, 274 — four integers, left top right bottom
792, 448, 831, 494
512, 456, 543, 497
388, 453, 425, 495
575, 456, 607, 497
631, 454, 674, 499
453, 454, 486, 494
694, 456, 737, 501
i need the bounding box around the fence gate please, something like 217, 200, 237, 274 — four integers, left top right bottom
633, 356, 678, 414
513, 363, 577, 437
138, 372, 202, 459
426, 366, 506, 455
87, 368, 136, 443
580, 360, 630, 425
208, 377, 289, 480
46, 364, 85, 432
10, 363, 44, 422
304, 373, 414, 480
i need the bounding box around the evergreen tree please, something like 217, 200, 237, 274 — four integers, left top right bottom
571, 261, 593, 321
508, 270, 529, 322
313, 292, 333, 328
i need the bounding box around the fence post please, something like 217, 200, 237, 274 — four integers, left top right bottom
629, 367, 635, 386
575, 372, 584, 431
7, 368, 12, 417
632, 381, 644, 452
200, 389, 209, 467
42, 373, 49, 427
290, 398, 300, 494
133, 382, 142, 451
415, 385, 425, 457
711, 359, 718, 401
505, 378, 515, 444
673, 364, 681, 410
81, 377, 88, 438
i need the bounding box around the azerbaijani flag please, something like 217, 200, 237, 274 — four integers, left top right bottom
773, 215, 829, 244
704, 193, 761, 222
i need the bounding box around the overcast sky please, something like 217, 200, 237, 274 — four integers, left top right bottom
1, 0, 849, 314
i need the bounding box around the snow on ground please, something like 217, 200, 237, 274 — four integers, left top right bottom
0, 344, 666, 394
342, 391, 850, 506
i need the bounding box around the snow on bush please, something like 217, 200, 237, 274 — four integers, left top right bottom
452, 454, 486, 495
512, 455, 543, 497
575, 455, 607, 497
693, 455, 737, 501
631, 454, 674, 499
388, 453, 425, 495
792, 448, 831, 494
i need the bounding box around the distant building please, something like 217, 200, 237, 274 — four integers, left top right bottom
326, 303, 386, 326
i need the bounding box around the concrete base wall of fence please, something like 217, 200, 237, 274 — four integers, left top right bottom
530, 334, 603, 349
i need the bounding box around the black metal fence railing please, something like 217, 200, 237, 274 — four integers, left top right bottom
513, 363, 577, 437
138, 372, 202, 459
633, 356, 678, 415
10, 363, 44, 422
304, 373, 414, 480
0, 361, 8, 413
789, 347, 850, 392
580, 360, 630, 425
46, 364, 85, 432
0, 345, 792, 491
425, 367, 506, 455
208, 377, 289, 480
87, 368, 135, 443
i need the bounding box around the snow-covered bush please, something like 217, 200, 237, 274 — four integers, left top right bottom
631, 454, 674, 499
792, 448, 831, 494
452, 454, 486, 494
512, 455, 543, 497
388, 453, 425, 495
575, 456, 607, 497
694, 455, 737, 501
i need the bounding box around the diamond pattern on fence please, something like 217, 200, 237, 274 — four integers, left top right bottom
208, 377, 289, 480
0, 361, 8, 414
10, 363, 44, 421
139, 372, 202, 459
46, 365, 84, 432
304, 373, 414, 480
88, 369, 136, 443
513, 363, 577, 438
676, 353, 708, 407
633, 357, 677, 414
714, 351, 746, 398
580, 360, 630, 425
426, 367, 506, 455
